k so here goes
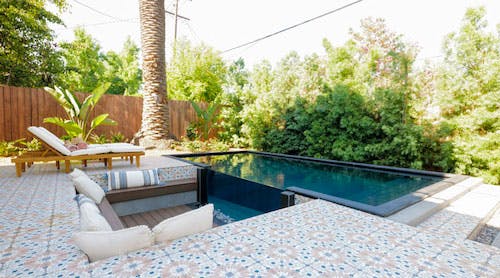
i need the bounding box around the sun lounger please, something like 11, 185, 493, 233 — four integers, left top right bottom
11, 126, 145, 177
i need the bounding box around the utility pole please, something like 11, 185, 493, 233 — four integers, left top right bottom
174, 0, 179, 42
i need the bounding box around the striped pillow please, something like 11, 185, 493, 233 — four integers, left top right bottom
107, 168, 160, 191
74, 194, 112, 232
74, 194, 98, 210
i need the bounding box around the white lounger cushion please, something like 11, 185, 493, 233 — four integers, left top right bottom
73, 175, 105, 204
69, 146, 110, 156
73, 225, 153, 262
105, 145, 145, 153
152, 204, 214, 243
89, 143, 145, 153
28, 126, 71, 156
38, 126, 65, 145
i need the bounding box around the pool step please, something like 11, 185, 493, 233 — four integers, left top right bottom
416, 184, 500, 242
474, 186, 500, 248
490, 206, 500, 248
387, 177, 482, 226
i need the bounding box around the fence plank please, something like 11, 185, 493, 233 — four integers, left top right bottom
3, 86, 12, 141
0, 87, 4, 141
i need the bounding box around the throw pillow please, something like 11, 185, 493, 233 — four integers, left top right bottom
107, 168, 160, 191
152, 204, 214, 243
73, 175, 105, 204
73, 225, 154, 262
69, 168, 87, 180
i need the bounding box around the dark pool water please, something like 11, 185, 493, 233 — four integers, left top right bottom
186, 153, 441, 207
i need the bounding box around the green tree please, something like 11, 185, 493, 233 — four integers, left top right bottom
438, 6, 500, 184
58, 28, 105, 93
167, 39, 227, 102
218, 58, 249, 145
0, 0, 66, 86
103, 37, 142, 95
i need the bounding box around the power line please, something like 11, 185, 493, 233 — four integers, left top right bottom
54, 10, 188, 32
166, 10, 190, 21
72, 0, 121, 21
222, 0, 365, 53
53, 18, 138, 31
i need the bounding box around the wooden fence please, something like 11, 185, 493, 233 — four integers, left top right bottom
0, 85, 202, 142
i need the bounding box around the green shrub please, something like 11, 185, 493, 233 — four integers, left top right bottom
110, 132, 127, 143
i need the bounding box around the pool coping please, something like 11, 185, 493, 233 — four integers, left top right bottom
166, 150, 467, 217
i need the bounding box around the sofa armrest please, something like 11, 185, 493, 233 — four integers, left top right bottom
97, 198, 125, 231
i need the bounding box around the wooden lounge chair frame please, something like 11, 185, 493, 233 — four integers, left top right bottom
11, 130, 144, 177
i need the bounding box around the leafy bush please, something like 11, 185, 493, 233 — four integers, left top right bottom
173, 139, 230, 153
43, 83, 117, 141
110, 132, 127, 143
0, 139, 22, 157
258, 86, 452, 171
190, 101, 220, 141
0, 138, 42, 157
90, 134, 108, 144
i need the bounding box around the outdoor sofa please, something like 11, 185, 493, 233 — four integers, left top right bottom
70, 168, 213, 262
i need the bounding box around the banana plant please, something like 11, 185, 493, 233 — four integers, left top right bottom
43, 83, 117, 142
190, 100, 220, 141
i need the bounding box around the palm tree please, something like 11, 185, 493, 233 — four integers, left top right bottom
136, 0, 170, 146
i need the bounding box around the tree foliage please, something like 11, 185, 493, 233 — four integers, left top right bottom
0, 0, 66, 87
103, 37, 142, 95
58, 28, 105, 93
167, 39, 227, 102
57, 29, 142, 95
438, 6, 500, 184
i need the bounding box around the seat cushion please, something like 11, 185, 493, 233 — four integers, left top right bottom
152, 204, 214, 243
72, 225, 153, 262
107, 169, 160, 191
73, 175, 106, 204
88, 143, 145, 153
70, 146, 110, 156
106, 145, 145, 153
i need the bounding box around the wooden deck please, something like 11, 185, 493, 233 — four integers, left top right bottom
120, 205, 193, 228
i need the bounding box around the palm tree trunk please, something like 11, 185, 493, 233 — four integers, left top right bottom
137, 0, 170, 144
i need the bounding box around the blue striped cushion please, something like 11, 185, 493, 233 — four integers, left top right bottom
74, 194, 96, 207
107, 168, 160, 191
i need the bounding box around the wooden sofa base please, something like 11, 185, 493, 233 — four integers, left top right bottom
11, 151, 144, 177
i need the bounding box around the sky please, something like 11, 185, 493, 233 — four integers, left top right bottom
53, 0, 500, 67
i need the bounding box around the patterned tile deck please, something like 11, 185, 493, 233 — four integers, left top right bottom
0, 157, 499, 277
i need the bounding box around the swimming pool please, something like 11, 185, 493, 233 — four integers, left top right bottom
173, 151, 457, 218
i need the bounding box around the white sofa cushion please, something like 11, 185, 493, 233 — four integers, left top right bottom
152, 204, 214, 243
73, 175, 105, 204
69, 168, 87, 180
72, 225, 153, 262
107, 169, 160, 191
75, 194, 112, 232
